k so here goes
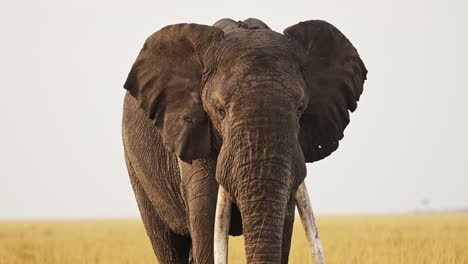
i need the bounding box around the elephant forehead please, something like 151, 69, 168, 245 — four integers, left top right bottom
220, 30, 292, 53
212, 37, 299, 78
204, 30, 306, 104
216, 39, 298, 79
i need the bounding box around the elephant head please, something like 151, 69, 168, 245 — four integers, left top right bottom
124, 19, 366, 263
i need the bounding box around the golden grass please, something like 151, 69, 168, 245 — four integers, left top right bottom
1, 214, 467, 263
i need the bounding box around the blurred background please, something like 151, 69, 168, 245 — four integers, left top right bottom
1, 0, 467, 220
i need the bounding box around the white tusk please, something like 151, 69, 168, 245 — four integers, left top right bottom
295, 182, 326, 264
214, 186, 232, 264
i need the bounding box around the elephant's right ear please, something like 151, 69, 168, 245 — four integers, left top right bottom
284, 20, 367, 163
124, 24, 223, 163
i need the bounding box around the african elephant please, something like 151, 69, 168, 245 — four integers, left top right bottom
122, 18, 367, 264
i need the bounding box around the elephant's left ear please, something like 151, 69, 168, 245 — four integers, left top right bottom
124, 24, 224, 163
284, 20, 368, 163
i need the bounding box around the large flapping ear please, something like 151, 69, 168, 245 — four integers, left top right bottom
284, 20, 367, 163
124, 24, 224, 163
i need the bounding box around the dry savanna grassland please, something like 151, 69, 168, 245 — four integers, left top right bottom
1, 214, 467, 264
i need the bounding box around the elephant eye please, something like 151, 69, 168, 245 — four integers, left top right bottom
217, 107, 226, 120
297, 100, 305, 116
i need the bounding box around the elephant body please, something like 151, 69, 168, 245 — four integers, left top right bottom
122, 18, 367, 263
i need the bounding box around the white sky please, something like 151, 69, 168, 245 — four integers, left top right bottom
1, 0, 467, 219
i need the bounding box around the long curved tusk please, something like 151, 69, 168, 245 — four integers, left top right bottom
214, 186, 232, 264
295, 182, 326, 264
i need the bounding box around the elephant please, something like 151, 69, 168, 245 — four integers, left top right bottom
122, 18, 367, 264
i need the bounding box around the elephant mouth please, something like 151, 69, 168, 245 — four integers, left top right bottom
213, 183, 326, 264
228, 203, 243, 236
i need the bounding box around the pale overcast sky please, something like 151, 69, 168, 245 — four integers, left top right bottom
1, 0, 467, 219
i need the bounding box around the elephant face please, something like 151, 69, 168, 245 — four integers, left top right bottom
124, 19, 366, 263
201, 28, 308, 195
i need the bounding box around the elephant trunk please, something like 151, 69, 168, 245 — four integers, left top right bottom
214, 111, 301, 263
232, 124, 293, 262
215, 188, 289, 264
238, 179, 289, 263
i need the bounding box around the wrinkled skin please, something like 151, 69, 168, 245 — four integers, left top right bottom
122, 18, 367, 264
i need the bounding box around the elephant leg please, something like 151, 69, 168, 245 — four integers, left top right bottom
127, 160, 191, 263
281, 198, 296, 264
179, 159, 218, 264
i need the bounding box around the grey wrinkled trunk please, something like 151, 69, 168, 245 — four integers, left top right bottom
234, 156, 292, 263
220, 114, 295, 263
239, 187, 289, 263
